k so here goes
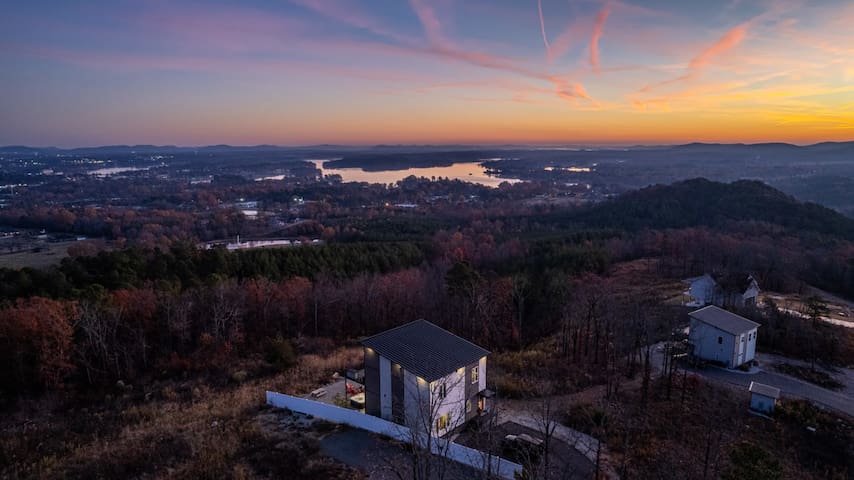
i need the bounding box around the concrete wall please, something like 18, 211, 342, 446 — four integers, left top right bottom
266, 391, 521, 480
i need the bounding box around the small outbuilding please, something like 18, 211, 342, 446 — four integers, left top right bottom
748, 381, 780, 413
688, 306, 760, 368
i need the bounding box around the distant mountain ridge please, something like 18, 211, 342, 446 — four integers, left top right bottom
2, 141, 853, 156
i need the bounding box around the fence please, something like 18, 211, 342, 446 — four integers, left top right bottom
266, 391, 522, 480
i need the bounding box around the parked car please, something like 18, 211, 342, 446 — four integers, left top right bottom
502, 433, 544, 463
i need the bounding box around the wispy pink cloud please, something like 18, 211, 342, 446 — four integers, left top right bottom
639, 22, 750, 93
136, 4, 305, 54
590, 8, 611, 70
538, 0, 551, 55
549, 76, 595, 105
290, 0, 411, 44
402, 0, 595, 104
409, 0, 447, 47
689, 22, 748, 71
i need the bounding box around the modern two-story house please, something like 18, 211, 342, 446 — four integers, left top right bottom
361, 319, 490, 437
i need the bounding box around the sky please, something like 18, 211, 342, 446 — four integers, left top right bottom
1, 0, 853, 147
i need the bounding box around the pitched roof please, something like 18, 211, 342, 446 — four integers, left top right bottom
689, 305, 760, 335
713, 272, 757, 293
749, 381, 781, 399
361, 319, 490, 382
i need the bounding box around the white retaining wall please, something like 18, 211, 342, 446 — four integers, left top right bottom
266, 391, 522, 480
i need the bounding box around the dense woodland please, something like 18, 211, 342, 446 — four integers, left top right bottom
2, 177, 854, 479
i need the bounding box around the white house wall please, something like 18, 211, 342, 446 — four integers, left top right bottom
689, 319, 737, 367
745, 328, 757, 363
743, 284, 760, 304
431, 369, 468, 437
689, 275, 717, 305
750, 393, 775, 413
478, 357, 487, 393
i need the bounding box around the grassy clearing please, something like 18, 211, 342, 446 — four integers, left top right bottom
563, 376, 854, 480
0, 242, 70, 269
0, 346, 364, 479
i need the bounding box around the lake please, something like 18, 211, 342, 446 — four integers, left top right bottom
307, 159, 520, 187
256, 158, 522, 187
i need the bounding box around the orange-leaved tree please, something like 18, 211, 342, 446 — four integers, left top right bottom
0, 297, 78, 393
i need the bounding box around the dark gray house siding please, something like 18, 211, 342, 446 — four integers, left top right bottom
391, 362, 404, 423
364, 347, 380, 418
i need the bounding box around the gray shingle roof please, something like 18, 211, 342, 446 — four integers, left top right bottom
749, 381, 781, 399
689, 305, 760, 335
361, 319, 490, 382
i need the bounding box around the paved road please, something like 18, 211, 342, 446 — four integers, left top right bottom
650, 342, 854, 417
692, 366, 854, 417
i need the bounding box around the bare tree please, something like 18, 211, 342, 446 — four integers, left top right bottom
511, 274, 529, 346
383, 370, 470, 480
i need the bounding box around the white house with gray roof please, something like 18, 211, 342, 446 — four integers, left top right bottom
361, 319, 490, 437
688, 306, 760, 368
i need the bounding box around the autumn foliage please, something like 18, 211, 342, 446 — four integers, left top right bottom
0, 297, 77, 392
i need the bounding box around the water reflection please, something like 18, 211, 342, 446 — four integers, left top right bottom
308, 159, 520, 187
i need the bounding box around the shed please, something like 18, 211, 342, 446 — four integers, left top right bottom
748, 381, 780, 413
688, 306, 760, 368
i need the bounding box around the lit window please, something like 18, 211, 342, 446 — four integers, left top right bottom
471, 366, 479, 384
437, 413, 450, 431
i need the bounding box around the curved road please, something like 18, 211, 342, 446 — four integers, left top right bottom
650, 343, 854, 417
694, 366, 854, 417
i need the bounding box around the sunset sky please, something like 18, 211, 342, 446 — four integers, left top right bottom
1, 0, 853, 147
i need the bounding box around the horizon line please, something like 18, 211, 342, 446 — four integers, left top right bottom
3, 139, 853, 151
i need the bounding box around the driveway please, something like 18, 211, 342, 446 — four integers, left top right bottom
649, 342, 854, 417
686, 362, 854, 417
320, 428, 484, 480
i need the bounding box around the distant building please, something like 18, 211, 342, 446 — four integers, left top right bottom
748, 381, 780, 413
198, 236, 323, 251
361, 320, 490, 437
688, 306, 759, 368
684, 273, 760, 308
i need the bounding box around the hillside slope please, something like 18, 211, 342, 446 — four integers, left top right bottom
576, 178, 854, 239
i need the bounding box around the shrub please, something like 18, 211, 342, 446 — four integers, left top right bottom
265, 335, 296, 371
722, 442, 782, 480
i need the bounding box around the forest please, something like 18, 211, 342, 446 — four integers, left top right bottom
1, 177, 853, 479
